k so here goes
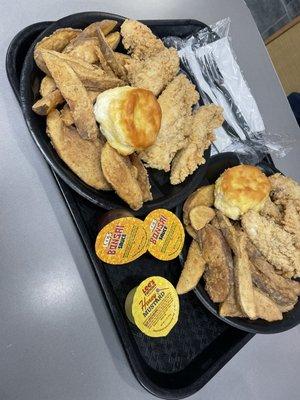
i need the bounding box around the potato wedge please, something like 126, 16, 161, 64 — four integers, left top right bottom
46, 110, 110, 190
32, 89, 64, 115
234, 235, 256, 319
250, 262, 297, 312
41, 50, 99, 140
33, 88, 100, 116
94, 47, 115, 75
176, 240, 206, 294
185, 224, 197, 240
183, 185, 215, 225
253, 289, 283, 321
189, 206, 215, 231
88, 90, 101, 103
97, 27, 128, 82
80, 20, 118, 37
219, 289, 244, 317
63, 20, 118, 53
39, 76, 56, 97
202, 224, 232, 302
106, 31, 121, 50
216, 211, 240, 254
41, 50, 124, 91
115, 52, 131, 67
101, 143, 143, 210
34, 28, 81, 73
129, 154, 152, 202
65, 37, 99, 64
60, 104, 74, 126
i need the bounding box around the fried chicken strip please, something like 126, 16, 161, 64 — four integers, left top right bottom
125, 48, 179, 96
121, 19, 165, 60
281, 200, 300, 248
121, 20, 179, 96
241, 210, 300, 277
269, 173, 300, 209
140, 74, 199, 171
259, 196, 282, 222
170, 104, 224, 184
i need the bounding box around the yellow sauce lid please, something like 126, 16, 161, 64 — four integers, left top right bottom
144, 209, 185, 261
95, 217, 149, 264
131, 276, 179, 337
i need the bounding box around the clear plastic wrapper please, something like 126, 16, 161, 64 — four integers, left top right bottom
164, 18, 292, 164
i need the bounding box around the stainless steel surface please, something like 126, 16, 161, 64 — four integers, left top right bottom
0, 1, 299, 399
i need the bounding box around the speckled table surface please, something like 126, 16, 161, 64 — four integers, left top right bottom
0, 1, 299, 399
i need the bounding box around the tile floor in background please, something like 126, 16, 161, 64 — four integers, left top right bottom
245, 0, 300, 39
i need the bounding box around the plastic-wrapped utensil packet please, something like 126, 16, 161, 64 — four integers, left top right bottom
164, 18, 292, 164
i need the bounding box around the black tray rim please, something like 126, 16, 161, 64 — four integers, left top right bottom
18, 11, 212, 217
6, 16, 255, 399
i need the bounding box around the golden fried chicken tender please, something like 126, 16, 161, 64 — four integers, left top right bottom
101, 143, 143, 210
281, 200, 300, 248
125, 47, 179, 96
170, 105, 223, 184
242, 210, 300, 278
46, 110, 109, 190
259, 196, 282, 222
269, 173, 300, 208
140, 74, 199, 171
121, 19, 165, 60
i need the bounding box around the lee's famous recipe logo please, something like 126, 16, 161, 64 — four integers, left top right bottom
139, 279, 166, 317
103, 225, 126, 254
149, 214, 167, 244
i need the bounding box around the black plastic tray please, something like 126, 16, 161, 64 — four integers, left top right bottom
19, 12, 211, 216
6, 17, 254, 399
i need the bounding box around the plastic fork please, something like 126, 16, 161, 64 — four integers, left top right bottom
203, 53, 251, 140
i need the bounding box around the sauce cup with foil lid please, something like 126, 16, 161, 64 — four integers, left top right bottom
95, 209, 149, 265
125, 276, 180, 337
144, 209, 185, 261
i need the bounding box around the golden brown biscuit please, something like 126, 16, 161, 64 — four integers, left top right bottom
214, 165, 271, 220
94, 86, 161, 155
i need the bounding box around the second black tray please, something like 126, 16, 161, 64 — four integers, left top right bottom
6, 15, 253, 399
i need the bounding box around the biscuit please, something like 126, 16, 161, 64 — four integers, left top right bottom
214, 165, 271, 220
94, 86, 161, 155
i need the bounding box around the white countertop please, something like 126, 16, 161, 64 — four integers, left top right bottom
0, 1, 299, 399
